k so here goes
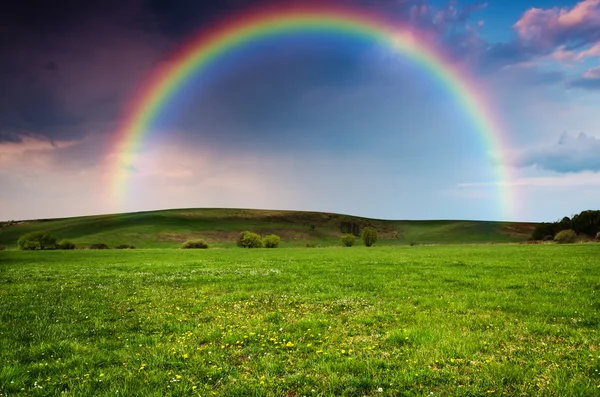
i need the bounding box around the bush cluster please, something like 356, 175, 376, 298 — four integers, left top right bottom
115, 244, 136, 249
340, 228, 379, 247
56, 240, 76, 250
554, 229, 577, 244
18, 231, 57, 250
89, 243, 109, 250
235, 231, 282, 248
361, 227, 378, 247
181, 239, 209, 249
341, 234, 355, 247
237, 231, 264, 248
263, 234, 280, 248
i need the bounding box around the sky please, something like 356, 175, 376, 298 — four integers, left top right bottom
1, 0, 599, 222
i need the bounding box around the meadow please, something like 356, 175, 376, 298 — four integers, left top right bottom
0, 208, 536, 249
1, 244, 599, 396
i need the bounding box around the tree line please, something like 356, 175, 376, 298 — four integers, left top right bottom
531, 210, 600, 240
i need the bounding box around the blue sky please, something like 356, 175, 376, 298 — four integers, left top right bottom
0, 0, 599, 222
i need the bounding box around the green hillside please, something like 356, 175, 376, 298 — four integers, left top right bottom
0, 208, 536, 249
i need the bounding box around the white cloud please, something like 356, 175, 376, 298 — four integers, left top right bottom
508, 132, 600, 173
458, 171, 600, 188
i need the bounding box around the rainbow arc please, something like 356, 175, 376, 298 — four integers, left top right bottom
108, 5, 514, 219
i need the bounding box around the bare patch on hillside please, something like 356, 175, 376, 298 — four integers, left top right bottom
501, 223, 537, 237
158, 229, 317, 243
162, 209, 401, 241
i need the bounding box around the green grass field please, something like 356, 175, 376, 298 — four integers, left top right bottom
0, 208, 536, 249
1, 245, 599, 396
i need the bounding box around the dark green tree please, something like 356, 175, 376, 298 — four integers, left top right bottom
571, 210, 600, 236
531, 222, 557, 240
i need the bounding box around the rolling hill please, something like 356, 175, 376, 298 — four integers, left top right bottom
0, 208, 537, 249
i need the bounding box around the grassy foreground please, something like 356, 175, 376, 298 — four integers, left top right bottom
1, 245, 599, 396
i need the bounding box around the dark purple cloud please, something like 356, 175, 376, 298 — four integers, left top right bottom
0, 0, 493, 144
0, 0, 170, 142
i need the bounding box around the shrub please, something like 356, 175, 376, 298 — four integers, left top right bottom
18, 231, 57, 250
263, 234, 280, 248
115, 244, 136, 249
361, 227, 378, 247
237, 231, 263, 248
341, 234, 355, 247
542, 235, 554, 241
89, 243, 109, 250
56, 240, 76, 250
597, 231, 600, 240
181, 239, 208, 249
554, 229, 577, 244
531, 222, 557, 240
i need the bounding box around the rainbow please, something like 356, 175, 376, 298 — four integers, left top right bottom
109, 4, 514, 219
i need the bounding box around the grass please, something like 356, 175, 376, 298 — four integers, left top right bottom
0, 208, 536, 249
1, 244, 599, 396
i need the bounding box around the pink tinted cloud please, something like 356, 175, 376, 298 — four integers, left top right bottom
515, 0, 600, 51
570, 66, 600, 89
550, 42, 600, 61
0, 136, 80, 169
583, 66, 600, 78
558, 0, 600, 26
0, 127, 115, 183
